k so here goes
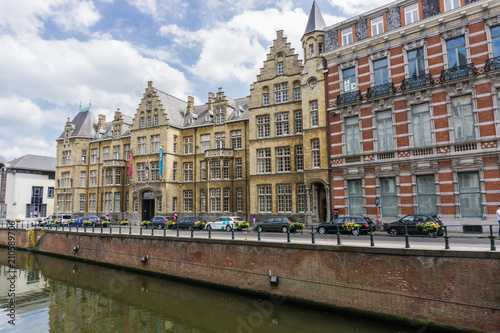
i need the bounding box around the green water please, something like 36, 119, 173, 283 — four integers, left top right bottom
0, 248, 423, 333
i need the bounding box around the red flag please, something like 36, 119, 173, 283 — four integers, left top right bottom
129, 150, 133, 178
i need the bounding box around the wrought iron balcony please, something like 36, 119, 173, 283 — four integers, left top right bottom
440, 63, 477, 82
205, 149, 233, 159
366, 82, 395, 99
485, 56, 500, 72
336, 90, 363, 105
401, 73, 433, 91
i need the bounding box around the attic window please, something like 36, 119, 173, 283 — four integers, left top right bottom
147, 102, 152, 110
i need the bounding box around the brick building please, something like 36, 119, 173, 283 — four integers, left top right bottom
324, 0, 500, 227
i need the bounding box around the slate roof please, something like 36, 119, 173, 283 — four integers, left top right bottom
304, 0, 326, 35
58, 109, 97, 140
7, 154, 56, 172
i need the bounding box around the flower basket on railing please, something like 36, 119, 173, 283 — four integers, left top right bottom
140, 221, 150, 227
416, 221, 440, 232
15, 219, 21, 223
83, 220, 92, 226
167, 221, 176, 229
120, 221, 129, 225
237, 222, 250, 231
54, 220, 62, 224
290, 222, 304, 232
342, 221, 361, 232
102, 221, 110, 227
37, 219, 43, 222
193, 221, 205, 229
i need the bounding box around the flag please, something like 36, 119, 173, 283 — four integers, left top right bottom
128, 150, 133, 178
159, 146, 163, 175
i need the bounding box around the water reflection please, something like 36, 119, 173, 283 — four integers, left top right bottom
0, 248, 419, 332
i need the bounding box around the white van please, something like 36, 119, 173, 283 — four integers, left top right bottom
47, 214, 72, 226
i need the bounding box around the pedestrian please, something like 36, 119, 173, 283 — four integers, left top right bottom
173, 213, 177, 222
497, 205, 500, 236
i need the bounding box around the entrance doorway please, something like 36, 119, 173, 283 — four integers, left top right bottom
142, 191, 155, 221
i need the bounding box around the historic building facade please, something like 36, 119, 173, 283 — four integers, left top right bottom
324, 0, 500, 225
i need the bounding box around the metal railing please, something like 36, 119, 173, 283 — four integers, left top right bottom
366, 82, 395, 99
484, 56, 500, 72
440, 63, 477, 82
401, 73, 433, 91
336, 90, 363, 105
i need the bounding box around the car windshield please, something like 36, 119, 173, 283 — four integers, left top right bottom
62, 215, 71, 219
233, 218, 245, 222
365, 217, 374, 224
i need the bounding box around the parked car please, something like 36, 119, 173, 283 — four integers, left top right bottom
176, 217, 206, 230
32, 219, 48, 227
254, 216, 294, 233
317, 216, 376, 236
386, 215, 444, 236
87, 216, 104, 227
147, 216, 174, 229
47, 214, 72, 226
206, 216, 247, 231
69, 217, 85, 227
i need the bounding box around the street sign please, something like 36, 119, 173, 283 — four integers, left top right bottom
375, 198, 379, 206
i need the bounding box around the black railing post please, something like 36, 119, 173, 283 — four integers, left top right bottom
151, 227, 154, 236
404, 226, 410, 248
444, 226, 450, 250
209, 229, 211, 239
232, 228, 235, 240
258, 229, 261, 241
369, 226, 375, 247
140, 226, 143, 235
177, 224, 179, 237
190, 227, 194, 238
336, 225, 341, 245
119, 224, 122, 234
163, 227, 166, 237
129, 224, 132, 235
287, 228, 290, 243
489, 225, 496, 251
311, 225, 315, 244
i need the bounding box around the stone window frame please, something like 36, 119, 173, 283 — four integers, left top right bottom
402, 38, 429, 80
368, 50, 391, 87
404, 3, 420, 26
444, 84, 478, 145
371, 16, 384, 37
404, 91, 435, 150
441, 26, 470, 71
341, 27, 353, 46
338, 59, 358, 94
371, 107, 395, 153
443, 0, 461, 13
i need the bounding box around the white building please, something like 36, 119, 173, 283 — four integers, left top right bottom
2, 155, 56, 220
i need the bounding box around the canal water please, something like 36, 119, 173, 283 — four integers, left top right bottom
0, 248, 423, 333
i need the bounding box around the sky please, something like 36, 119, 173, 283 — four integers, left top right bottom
0, 0, 393, 162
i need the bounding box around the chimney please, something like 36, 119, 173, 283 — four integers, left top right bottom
187, 96, 194, 115
208, 92, 215, 111
114, 108, 121, 120
217, 87, 225, 101
98, 114, 106, 131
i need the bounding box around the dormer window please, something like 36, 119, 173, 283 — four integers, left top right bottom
342, 28, 353, 46
371, 16, 384, 36
405, 4, 419, 25
216, 108, 225, 124
444, 0, 460, 12
278, 62, 284, 75
147, 101, 152, 110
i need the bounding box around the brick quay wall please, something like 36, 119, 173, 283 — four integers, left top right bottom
1, 228, 498, 332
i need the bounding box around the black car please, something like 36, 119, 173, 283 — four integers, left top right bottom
176, 217, 206, 230
317, 216, 376, 236
386, 214, 444, 236
254, 216, 294, 233
147, 216, 174, 229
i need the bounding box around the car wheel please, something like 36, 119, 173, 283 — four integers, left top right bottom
281, 226, 288, 233
318, 227, 326, 234
158, 224, 164, 229
428, 231, 437, 237
256, 226, 263, 232
226, 225, 232, 231
388, 228, 398, 236
352, 229, 360, 236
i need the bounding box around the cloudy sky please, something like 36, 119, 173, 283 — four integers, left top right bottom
0, 0, 392, 162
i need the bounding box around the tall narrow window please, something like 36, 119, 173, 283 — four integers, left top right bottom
147, 116, 151, 127
277, 184, 291, 213
312, 139, 320, 168
452, 95, 474, 142
231, 130, 242, 149
263, 93, 269, 106
343, 67, 356, 93
80, 171, 86, 187
124, 145, 130, 161
115, 169, 121, 185
183, 162, 193, 182
371, 16, 384, 36
236, 188, 242, 212
91, 149, 98, 164
458, 172, 481, 217
236, 158, 242, 179
345, 116, 360, 155
184, 190, 193, 212
114, 193, 120, 212
417, 175, 437, 215
223, 189, 230, 212
275, 83, 288, 103
62, 151, 71, 166
223, 161, 230, 179
295, 111, 302, 134
210, 189, 221, 212
309, 44, 314, 57
257, 115, 270, 138
173, 136, 177, 154
216, 108, 225, 124
258, 149, 271, 174
380, 177, 398, 217
408, 48, 425, 78
311, 101, 318, 127
201, 161, 206, 181
184, 137, 193, 154
215, 132, 225, 149
492, 26, 500, 57
295, 146, 303, 171
138, 137, 146, 155
412, 103, 432, 147
89, 193, 96, 212
297, 184, 305, 213
172, 162, 177, 181
377, 110, 394, 151
258, 185, 272, 213
276, 147, 290, 172
200, 190, 206, 212
172, 197, 177, 212
275, 113, 289, 136
342, 27, 353, 46
405, 4, 419, 24
79, 194, 85, 212
113, 146, 120, 160
294, 88, 301, 101
348, 180, 363, 216
210, 161, 221, 179
151, 135, 160, 154
81, 150, 87, 165
373, 58, 389, 86
201, 134, 210, 153
151, 162, 159, 182
447, 37, 467, 69
278, 62, 284, 75
154, 114, 158, 126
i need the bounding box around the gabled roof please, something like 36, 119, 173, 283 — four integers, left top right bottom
304, 0, 326, 35
58, 109, 97, 140
7, 154, 56, 172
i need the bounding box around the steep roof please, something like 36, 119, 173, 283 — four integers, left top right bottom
58, 109, 97, 140
304, 1, 326, 35
7, 154, 56, 172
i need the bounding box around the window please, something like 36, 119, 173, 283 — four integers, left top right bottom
147, 116, 151, 127
147, 101, 152, 110
342, 27, 353, 46
276, 147, 291, 172
258, 185, 272, 213
79, 194, 85, 212
236, 158, 242, 179
184, 162, 193, 182
115, 169, 121, 185
295, 146, 303, 171
216, 108, 225, 124
312, 139, 320, 168
48, 187, 54, 198
201, 134, 210, 153
151, 162, 159, 182
200, 190, 206, 212
210, 189, 221, 212
140, 117, 145, 128
114, 125, 121, 139
343, 67, 357, 93
297, 184, 305, 213
210, 161, 221, 179
348, 180, 363, 216
492, 26, 500, 57
113, 146, 120, 160
380, 177, 398, 217
237, 188, 242, 212
223, 161, 230, 179
138, 137, 146, 155
257, 115, 270, 138
310, 44, 314, 57
294, 88, 301, 101
114, 193, 120, 212
200, 161, 206, 181
91, 148, 98, 164
373, 58, 389, 86
311, 101, 318, 127
276, 113, 289, 136
157, 196, 162, 212
172, 197, 177, 212
444, 0, 460, 12
345, 117, 360, 155
458, 172, 481, 217
173, 162, 177, 181
215, 132, 225, 149
447, 37, 467, 69
154, 114, 158, 126
173, 136, 177, 154
295, 111, 302, 134
105, 170, 113, 185
125, 192, 129, 212
263, 93, 269, 106
275, 83, 288, 103
377, 110, 394, 151
371, 16, 384, 36
408, 48, 425, 78
61, 172, 71, 188
318, 43, 323, 55
62, 151, 71, 166
90, 171, 97, 187
80, 171, 86, 187
105, 192, 112, 212
405, 4, 419, 25
277, 184, 292, 213
81, 150, 87, 165
184, 137, 193, 154
231, 130, 242, 149
151, 135, 160, 154
124, 145, 130, 161
184, 191, 193, 212
223, 189, 230, 212
103, 147, 110, 161
452, 95, 474, 142
137, 163, 146, 182
412, 103, 432, 147
416, 175, 437, 215
89, 193, 96, 212
278, 62, 284, 75
258, 149, 271, 174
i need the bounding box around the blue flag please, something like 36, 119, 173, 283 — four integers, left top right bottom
159, 146, 163, 175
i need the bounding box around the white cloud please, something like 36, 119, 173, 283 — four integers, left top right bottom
127, 0, 188, 22
52, 0, 102, 32
327, 0, 394, 17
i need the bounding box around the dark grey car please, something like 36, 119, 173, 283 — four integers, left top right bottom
254, 217, 294, 233
147, 216, 173, 229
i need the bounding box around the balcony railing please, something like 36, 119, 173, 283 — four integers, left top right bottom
454, 142, 477, 152
485, 56, 500, 72
345, 155, 362, 163
336, 90, 363, 105
401, 74, 433, 91
366, 82, 395, 99
205, 149, 234, 159
440, 63, 477, 82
